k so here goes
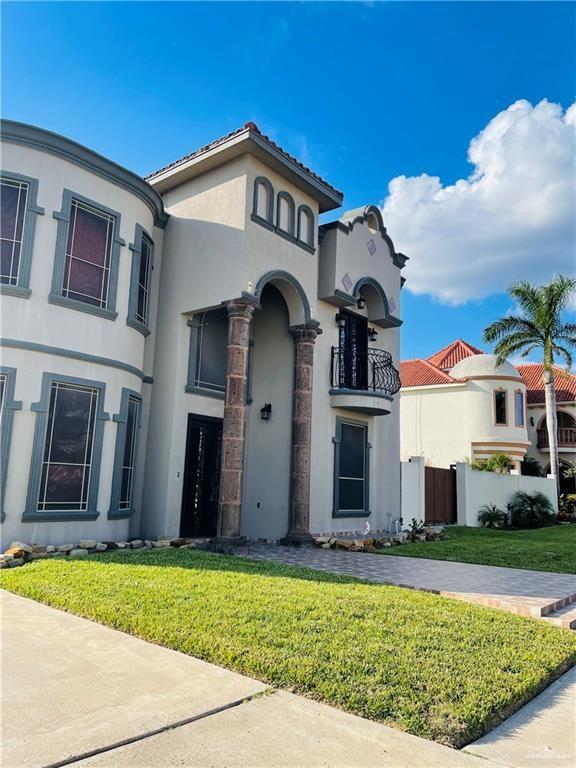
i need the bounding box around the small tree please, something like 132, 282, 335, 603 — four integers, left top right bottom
483, 276, 576, 496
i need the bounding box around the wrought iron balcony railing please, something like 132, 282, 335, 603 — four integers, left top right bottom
330, 347, 401, 397
537, 427, 576, 449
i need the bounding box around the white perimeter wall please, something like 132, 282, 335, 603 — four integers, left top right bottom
455, 463, 558, 527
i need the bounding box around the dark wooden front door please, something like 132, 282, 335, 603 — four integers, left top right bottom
338, 310, 368, 390
180, 414, 223, 537
424, 466, 457, 524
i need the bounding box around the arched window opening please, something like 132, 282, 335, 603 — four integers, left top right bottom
297, 205, 314, 248
276, 192, 295, 235
253, 177, 273, 224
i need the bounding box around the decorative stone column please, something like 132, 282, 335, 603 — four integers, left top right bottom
283, 325, 319, 545
216, 299, 257, 543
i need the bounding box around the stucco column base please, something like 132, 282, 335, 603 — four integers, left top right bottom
284, 325, 318, 544
216, 299, 258, 541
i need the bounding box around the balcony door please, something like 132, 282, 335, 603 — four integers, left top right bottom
339, 310, 368, 390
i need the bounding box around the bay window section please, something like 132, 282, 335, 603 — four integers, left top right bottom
333, 418, 371, 517
50, 190, 124, 319
0, 171, 44, 297
127, 225, 154, 335
109, 390, 142, 519
25, 374, 108, 521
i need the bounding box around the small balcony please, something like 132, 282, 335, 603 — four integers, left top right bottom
329, 347, 401, 415
537, 427, 576, 450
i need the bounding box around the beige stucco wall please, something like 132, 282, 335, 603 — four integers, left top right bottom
0, 140, 163, 545
400, 377, 530, 469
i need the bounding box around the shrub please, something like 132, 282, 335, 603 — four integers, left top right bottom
465, 453, 512, 474
478, 503, 508, 528
509, 490, 555, 529
521, 457, 544, 477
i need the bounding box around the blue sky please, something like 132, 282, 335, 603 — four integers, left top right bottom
2, 1, 574, 359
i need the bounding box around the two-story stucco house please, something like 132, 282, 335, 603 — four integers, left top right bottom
0, 120, 406, 547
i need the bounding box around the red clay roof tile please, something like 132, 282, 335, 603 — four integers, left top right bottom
427, 339, 484, 370
517, 363, 576, 404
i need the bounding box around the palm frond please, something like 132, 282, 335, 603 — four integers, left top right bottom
483, 316, 539, 344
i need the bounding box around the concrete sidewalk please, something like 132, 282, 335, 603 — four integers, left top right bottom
2, 590, 486, 768
1, 589, 573, 768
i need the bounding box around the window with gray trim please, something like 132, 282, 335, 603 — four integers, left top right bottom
276, 191, 295, 236
252, 176, 274, 225
333, 418, 370, 516
127, 225, 154, 334
0, 171, 44, 296
25, 373, 108, 521
0, 366, 22, 520
187, 309, 228, 395
1, 177, 27, 285
109, 389, 141, 518
38, 382, 99, 512
297, 204, 314, 248
50, 190, 124, 319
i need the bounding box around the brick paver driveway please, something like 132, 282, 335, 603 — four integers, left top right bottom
244, 545, 576, 621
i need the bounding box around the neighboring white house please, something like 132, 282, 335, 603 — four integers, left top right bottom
0, 119, 407, 546
400, 340, 530, 471
400, 340, 576, 488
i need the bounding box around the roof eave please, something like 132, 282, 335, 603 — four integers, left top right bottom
147, 128, 343, 213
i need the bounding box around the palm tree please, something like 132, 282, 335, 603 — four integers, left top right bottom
483, 275, 576, 496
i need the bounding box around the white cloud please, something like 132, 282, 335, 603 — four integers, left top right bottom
381, 99, 576, 304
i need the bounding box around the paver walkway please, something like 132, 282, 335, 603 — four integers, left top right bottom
244, 544, 576, 621
1, 590, 488, 768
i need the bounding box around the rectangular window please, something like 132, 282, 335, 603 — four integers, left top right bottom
119, 396, 140, 512
195, 309, 228, 392
38, 381, 99, 512
335, 420, 368, 515
1, 177, 28, 286
136, 233, 152, 325
494, 390, 507, 425
62, 199, 115, 308
515, 390, 525, 426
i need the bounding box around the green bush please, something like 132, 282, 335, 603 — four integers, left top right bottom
466, 452, 512, 474
509, 490, 555, 529
478, 503, 508, 528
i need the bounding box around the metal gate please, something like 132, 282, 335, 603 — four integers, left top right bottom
424, 466, 457, 524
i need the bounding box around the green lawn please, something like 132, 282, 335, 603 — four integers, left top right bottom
2, 549, 575, 748
376, 525, 576, 573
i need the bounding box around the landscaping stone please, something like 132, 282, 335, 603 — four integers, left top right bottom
46, 545, 56, 553
5, 547, 24, 559
130, 540, 143, 549
79, 540, 97, 550
69, 548, 89, 557
150, 540, 163, 548
95, 543, 107, 551
31, 552, 49, 560
381, 541, 392, 548
115, 542, 128, 549
8, 558, 24, 567
10, 542, 33, 554
31, 545, 47, 554
144, 540, 153, 548
57, 544, 74, 553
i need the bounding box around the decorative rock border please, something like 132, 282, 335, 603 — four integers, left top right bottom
313, 527, 445, 553
0, 536, 211, 569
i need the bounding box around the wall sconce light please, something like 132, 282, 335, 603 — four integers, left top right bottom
260, 403, 272, 421
368, 327, 378, 342
530, 416, 534, 427
357, 296, 366, 310
335, 313, 346, 329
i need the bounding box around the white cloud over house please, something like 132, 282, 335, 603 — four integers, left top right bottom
381, 99, 576, 304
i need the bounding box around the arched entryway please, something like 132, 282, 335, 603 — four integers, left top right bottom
215, 271, 318, 543
242, 284, 294, 539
